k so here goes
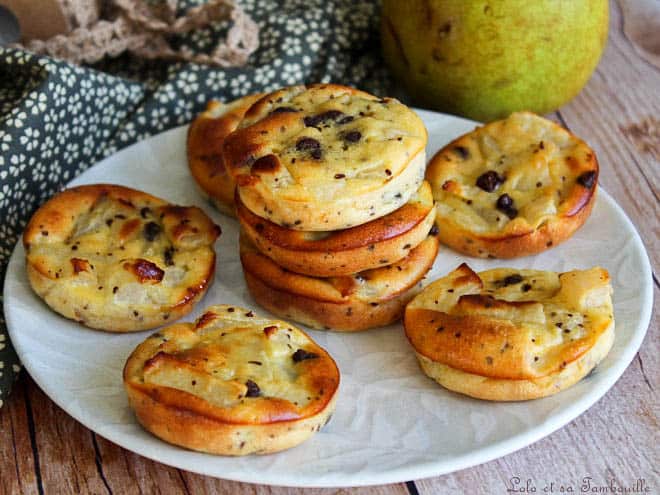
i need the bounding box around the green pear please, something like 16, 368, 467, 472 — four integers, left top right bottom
381, 0, 609, 121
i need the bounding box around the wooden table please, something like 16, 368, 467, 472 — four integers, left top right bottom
2, 2, 658, 493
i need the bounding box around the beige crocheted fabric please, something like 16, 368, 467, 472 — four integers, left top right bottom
18, 0, 259, 67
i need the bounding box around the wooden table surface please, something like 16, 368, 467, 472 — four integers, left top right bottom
2, 2, 658, 494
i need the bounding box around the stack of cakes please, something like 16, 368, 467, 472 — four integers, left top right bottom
218, 84, 439, 331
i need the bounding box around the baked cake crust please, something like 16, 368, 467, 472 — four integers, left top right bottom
24, 184, 220, 332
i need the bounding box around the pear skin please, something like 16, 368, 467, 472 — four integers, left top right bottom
382, 0, 609, 121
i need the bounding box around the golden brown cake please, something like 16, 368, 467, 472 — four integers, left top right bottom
187, 93, 264, 216
124, 305, 340, 455
426, 112, 598, 258
404, 263, 615, 401
223, 84, 428, 231
23, 184, 220, 332
237, 181, 436, 277
241, 233, 439, 331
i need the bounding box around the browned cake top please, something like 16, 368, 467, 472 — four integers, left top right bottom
426, 112, 598, 238
24, 184, 220, 319
405, 263, 613, 380
124, 305, 340, 424
223, 84, 427, 230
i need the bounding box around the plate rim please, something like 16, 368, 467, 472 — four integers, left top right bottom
4, 117, 654, 487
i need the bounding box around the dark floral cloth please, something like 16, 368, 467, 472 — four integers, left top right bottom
0, 0, 395, 406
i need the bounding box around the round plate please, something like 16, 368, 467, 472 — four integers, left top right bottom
4, 110, 653, 487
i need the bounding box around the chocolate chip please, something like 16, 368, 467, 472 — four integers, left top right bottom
310, 148, 322, 160
270, 106, 298, 114
522, 283, 532, 292
476, 171, 504, 192
296, 137, 323, 159
497, 193, 512, 207
105, 218, 113, 227
143, 221, 161, 241
304, 110, 344, 127
342, 130, 361, 143
496, 194, 518, 219
255, 223, 264, 233
337, 115, 354, 125
164, 246, 175, 266
140, 207, 151, 219
577, 171, 596, 189
334, 173, 346, 179
502, 274, 523, 286
385, 169, 392, 176
245, 379, 261, 397
296, 137, 321, 152
292, 349, 319, 362
453, 146, 470, 159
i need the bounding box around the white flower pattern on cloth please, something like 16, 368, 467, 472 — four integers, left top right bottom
0, 0, 394, 405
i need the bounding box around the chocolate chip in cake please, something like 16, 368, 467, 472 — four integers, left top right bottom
476, 171, 505, 192
270, 106, 298, 114
292, 349, 319, 362
143, 221, 161, 241
496, 194, 518, 219
501, 274, 523, 286
304, 110, 344, 128
577, 171, 597, 189
245, 379, 261, 397
453, 146, 470, 159
164, 246, 175, 266
342, 130, 361, 143
296, 137, 321, 152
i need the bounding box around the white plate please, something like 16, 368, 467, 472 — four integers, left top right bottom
4, 110, 653, 487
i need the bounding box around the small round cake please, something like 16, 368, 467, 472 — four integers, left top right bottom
237, 181, 436, 277
223, 84, 428, 231
404, 263, 615, 401
187, 93, 264, 216
426, 112, 598, 258
123, 305, 340, 455
241, 233, 439, 331
23, 184, 220, 332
